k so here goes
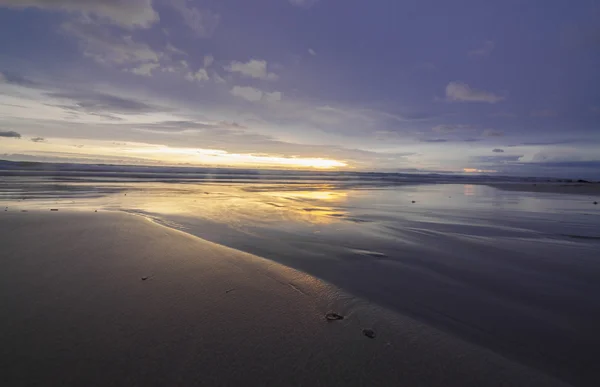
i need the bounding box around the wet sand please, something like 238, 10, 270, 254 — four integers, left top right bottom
0, 211, 568, 387
489, 182, 600, 196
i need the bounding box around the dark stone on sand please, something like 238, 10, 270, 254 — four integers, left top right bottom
95, 210, 98, 212
141, 276, 149, 281
362, 329, 376, 339
594, 202, 598, 205
325, 312, 344, 321
411, 201, 416, 204
50, 209, 58, 211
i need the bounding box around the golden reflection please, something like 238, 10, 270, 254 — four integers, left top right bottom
107, 183, 351, 228
266, 190, 348, 202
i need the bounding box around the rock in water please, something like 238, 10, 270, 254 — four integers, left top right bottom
325, 312, 344, 321
362, 329, 376, 339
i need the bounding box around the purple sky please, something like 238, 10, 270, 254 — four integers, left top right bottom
0, 0, 599, 176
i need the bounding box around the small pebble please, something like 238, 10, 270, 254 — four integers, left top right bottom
411, 200, 416, 204
325, 312, 344, 321
141, 276, 149, 281
50, 209, 59, 211
362, 329, 376, 339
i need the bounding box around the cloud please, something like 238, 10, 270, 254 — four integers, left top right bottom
469, 40, 494, 57
0, 131, 21, 138
263, 91, 283, 103
483, 129, 504, 137
230, 86, 264, 102
432, 124, 473, 133
185, 69, 210, 82
308, 48, 317, 56
0, 0, 158, 28
230, 86, 284, 103
420, 138, 448, 143
130, 63, 160, 77
30, 137, 46, 142
531, 109, 557, 117
171, 0, 220, 38
47, 90, 163, 115
136, 120, 247, 134
473, 155, 523, 163
492, 148, 504, 153
63, 21, 161, 68
204, 55, 214, 68
508, 140, 577, 147
225, 59, 279, 81
166, 43, 187, 56
445, 82, 505, 103
289, 0, 319, 8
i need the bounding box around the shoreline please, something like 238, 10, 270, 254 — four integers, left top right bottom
0, 211, 568, 387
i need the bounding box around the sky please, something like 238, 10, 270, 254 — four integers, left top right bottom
0, 0, 599, 176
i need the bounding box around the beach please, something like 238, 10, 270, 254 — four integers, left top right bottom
1, 169, 600, 386
0, 211, 571, 387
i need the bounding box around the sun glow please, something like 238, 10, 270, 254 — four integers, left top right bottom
2, 138, 348, 169
130, 146, 348, 169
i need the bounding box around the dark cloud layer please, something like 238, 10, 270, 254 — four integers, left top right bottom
0, 130, 21, 138
46, 91, 164, 115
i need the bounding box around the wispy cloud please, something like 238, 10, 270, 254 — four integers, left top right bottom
185, 69, 210, 82
130, 63, 160, 77
225, 59, 279, 81
230, 86, 282, 103
308, 48, 317, 56
30, 137, 46, 142
170, 0, 220, 38
63, 20, 161, 69
0, 0, 159, 28
446, 82, 505, 103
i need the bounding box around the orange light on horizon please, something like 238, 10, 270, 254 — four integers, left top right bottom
463, 168, 497, 173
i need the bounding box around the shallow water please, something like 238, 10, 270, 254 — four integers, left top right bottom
2, 176, 600, 386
